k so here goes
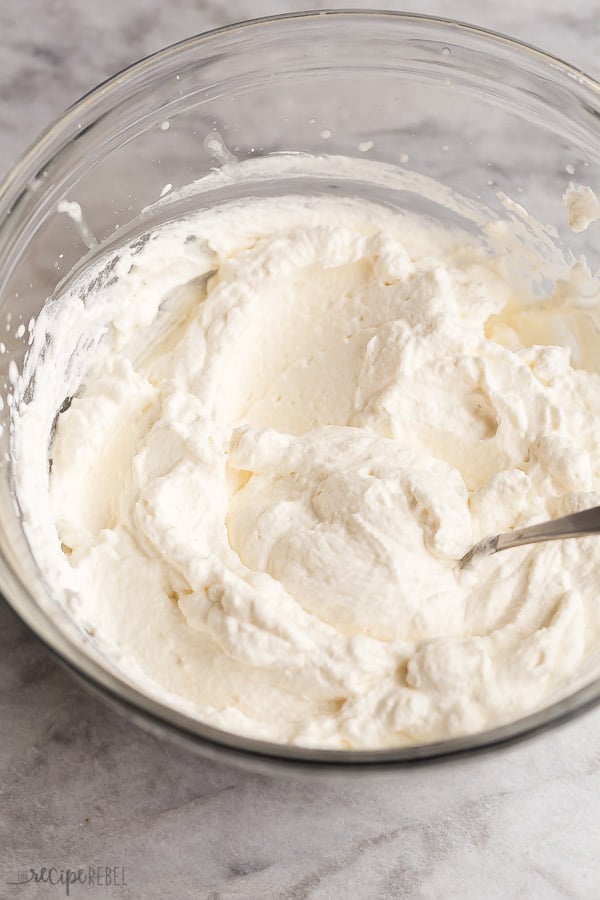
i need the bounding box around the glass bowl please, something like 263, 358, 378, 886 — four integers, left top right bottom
1, 10, 600, 775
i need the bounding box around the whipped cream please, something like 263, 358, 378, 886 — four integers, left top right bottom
13, 185, 600, 749
564, 183, 600, 233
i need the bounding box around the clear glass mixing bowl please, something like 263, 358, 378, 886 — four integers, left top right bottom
1, 11, 600, 775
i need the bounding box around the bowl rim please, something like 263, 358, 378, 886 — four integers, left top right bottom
2, 8, 600, 771
1, 8, 600, 211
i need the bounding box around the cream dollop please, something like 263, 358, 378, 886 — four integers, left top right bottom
15, 192, 600, 748
564, 182, 600, 233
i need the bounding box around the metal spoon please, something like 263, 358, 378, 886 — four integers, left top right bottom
460, 504, 600, 568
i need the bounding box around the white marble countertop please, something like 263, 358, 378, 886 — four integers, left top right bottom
1, 2, 600, 898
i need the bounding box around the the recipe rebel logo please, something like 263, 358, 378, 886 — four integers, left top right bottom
6, 866, 127, 896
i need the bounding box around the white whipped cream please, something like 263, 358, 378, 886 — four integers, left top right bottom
13, 186, 600, 749
564, 183, 600, 233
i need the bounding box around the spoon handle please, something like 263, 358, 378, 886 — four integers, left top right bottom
496, 504, 600, 552
460, 504, 600, 568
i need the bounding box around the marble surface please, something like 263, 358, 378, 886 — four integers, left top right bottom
1, 1, 600, 897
